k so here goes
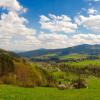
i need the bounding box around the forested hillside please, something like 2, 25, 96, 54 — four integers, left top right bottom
0, 49, 46, 87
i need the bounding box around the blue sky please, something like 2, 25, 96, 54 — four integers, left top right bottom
19, 0, 88, 28
0, 0, 100, 51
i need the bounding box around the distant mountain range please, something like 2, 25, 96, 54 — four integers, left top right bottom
0, 44, 100, 60
18, 44, 100, 57
0, 44, 100, 62
17, 44, 100, 62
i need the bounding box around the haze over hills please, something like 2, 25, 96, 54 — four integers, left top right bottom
18, 44, 100, 58
0, 44, 100, 62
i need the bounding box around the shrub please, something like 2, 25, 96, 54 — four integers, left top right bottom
71, 78, 87, 89
1, 73, 17, 85
15, 62, 45, 87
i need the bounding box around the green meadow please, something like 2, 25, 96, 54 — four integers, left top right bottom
0, 76, 100, 100
64, 60, 100, 68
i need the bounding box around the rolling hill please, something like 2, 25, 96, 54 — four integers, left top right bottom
18, 44, 100, 61
0, 48, 46, 87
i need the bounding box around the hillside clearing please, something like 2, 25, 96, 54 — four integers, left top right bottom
0, 77, 100, 100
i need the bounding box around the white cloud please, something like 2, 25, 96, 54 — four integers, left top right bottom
0, 0, 40, 51
40, 14, 77, 33
0, 0, 100, 51
70, 34, 100, 46
75, 14, 100, 32
38, 32, 68, 49
0, 0, 24, 11
87, 0, 100, 2
37, 32, 100, 49
0, 8, 100, 50
88, 8, 97, 15
0, 11, 41, 51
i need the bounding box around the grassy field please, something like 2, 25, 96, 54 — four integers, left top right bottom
64, 60, 100, 68
60, 54, 88, 60
0, 77, 100, 100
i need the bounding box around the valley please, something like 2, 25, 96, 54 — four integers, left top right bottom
0, 44, 100, 99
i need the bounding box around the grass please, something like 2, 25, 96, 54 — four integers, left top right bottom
60, 53, 88, 60
0, 77, 100, 100
64, 60, 100, 68
50, 72, 79, 82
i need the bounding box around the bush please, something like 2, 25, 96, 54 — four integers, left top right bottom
71, 78, 87, 89
1, 73, 17, 85
15, 62, 45, 87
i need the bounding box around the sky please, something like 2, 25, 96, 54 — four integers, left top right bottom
0, 0, 100, 51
